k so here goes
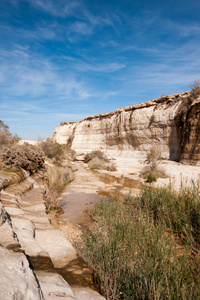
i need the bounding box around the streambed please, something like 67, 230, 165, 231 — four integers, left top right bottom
59, 162, 142, 231
50, 161, 142, 293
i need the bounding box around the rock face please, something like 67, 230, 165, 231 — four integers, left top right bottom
0, 247, 42, 300
52, 91, 200, 163
0, 171, 106, 300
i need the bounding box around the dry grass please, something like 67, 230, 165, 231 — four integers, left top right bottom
84, 150, 108, 163
85, 150, 117, 171
88, 157, 107, 170
44, 165, 73, 211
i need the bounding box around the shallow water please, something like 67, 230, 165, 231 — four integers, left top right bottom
54, 162, 142, 293
29, 255, 96, 289
61, 191, 101, 228
59, 162, 141, 229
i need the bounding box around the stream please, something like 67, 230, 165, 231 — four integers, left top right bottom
51, 162, 142, 293
59, 162, 142, 230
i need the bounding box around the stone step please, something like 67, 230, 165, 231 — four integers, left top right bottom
35, 271, 76, 300
0, 246, 42, 300
0, 172, 106, 300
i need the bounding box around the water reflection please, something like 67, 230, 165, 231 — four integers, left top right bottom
60, 191, 103, 228
60, 170, 141, 229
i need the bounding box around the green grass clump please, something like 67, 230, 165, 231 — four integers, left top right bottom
144, 172, 157, 183
133, 183, 200, 245
78, 184, 200, 299
5, 168, 20, 173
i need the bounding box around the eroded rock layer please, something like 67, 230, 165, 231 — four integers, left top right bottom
53, 91, 200, 162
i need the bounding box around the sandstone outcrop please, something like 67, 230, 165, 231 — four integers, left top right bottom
0, 247, 42, 300
0, 171, 105, 299
52, 91, 200, 163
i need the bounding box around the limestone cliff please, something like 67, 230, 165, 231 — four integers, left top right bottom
52, 91, 200, 162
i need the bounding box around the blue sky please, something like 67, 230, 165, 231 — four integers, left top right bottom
1, 0, 200, 140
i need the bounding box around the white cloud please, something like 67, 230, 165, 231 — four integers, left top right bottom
0, 47, 92, 100
68, 21, 94, 36
74, 62, 126, 73
26, 0, 80, 17
24, 0, 115, 42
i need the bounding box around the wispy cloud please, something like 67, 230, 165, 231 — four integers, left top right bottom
0, 47, 92, 100
74, 61, 126, 73
1, 0, 200, 140
26, 0, 80, 17
25, 0, 116, 42
68, 21, 94, 37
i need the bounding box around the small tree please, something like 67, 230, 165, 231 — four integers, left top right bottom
40, 138, 64, 163
146, 147, 161, 171
189, 80, 200, 90
189, 80, 200, 101
0, 120, 12, 145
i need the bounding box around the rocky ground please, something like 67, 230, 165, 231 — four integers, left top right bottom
0, 153, 199, 300
0, 169, 105, 300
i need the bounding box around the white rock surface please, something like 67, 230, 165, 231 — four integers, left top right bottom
35, 271, 76, 300
0, 247, 42, 300
0, 172, 105, 300
53, 92, 200, 163
73, 287, 106, 300
0, 201, 20, 249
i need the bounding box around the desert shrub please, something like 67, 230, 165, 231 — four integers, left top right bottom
144, 172, 157, 183
146, 147, 161, 171
44, 165, 73, 211
46, 165, 73, 193
189, 80, 200, 90
189, 80, 200, 101
88, 157, 107, 170
106, 162, 117, 172
69, 149, 77, 161
190, 87, 200, 100
40, 138, 64, 163
0, 143, 44, 173
141, 148, 165, 182
142, 169, 166, 183
78, 191, 200, 299
84, 150, 108, 163
84, 150, 116, 171
0, 120, 12, 146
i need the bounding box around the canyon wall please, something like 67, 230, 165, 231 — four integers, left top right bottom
52, 91, 200, 162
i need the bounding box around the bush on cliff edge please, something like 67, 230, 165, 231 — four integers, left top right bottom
0, 144, 44, 174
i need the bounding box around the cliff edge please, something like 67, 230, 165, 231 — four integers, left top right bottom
52, 91, 200, 163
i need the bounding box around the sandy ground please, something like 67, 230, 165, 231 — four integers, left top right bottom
106, 151, 200, 190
